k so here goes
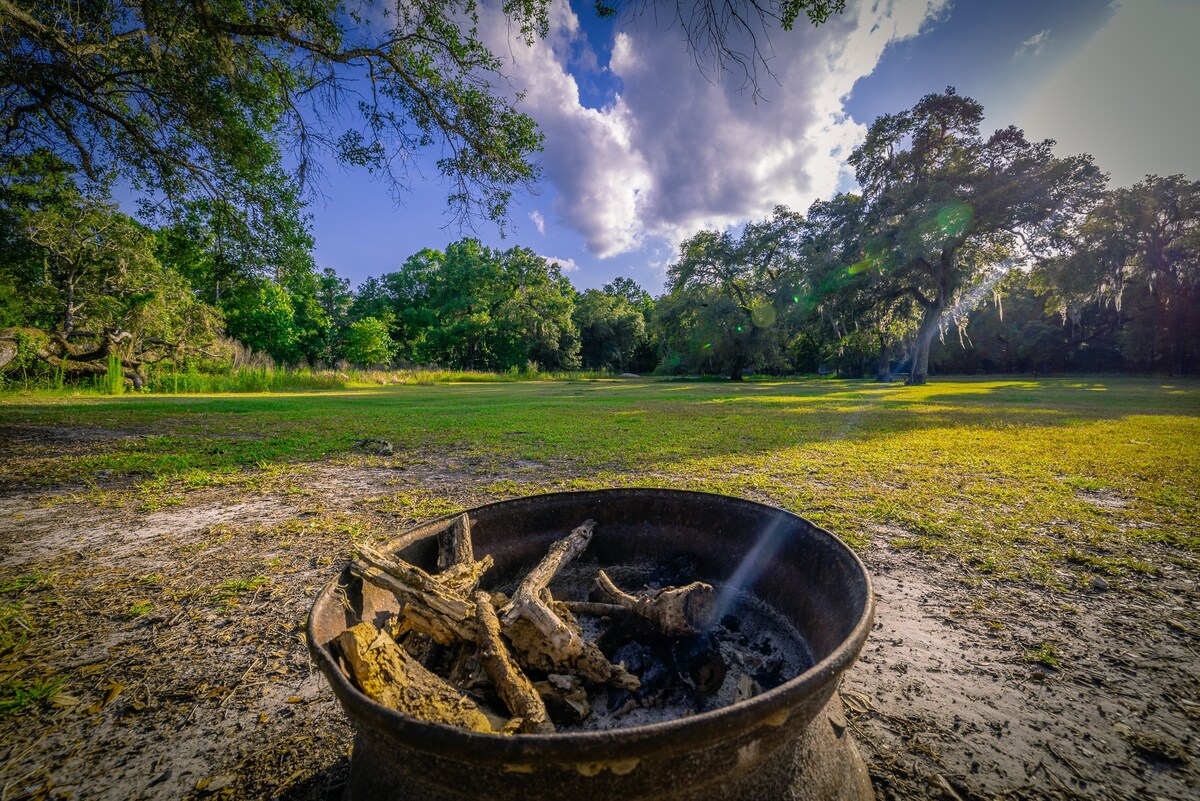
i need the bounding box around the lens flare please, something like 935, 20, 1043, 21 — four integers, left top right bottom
750, 305, 777, 328
935, 200, 974, 237
709, 517, 792, 627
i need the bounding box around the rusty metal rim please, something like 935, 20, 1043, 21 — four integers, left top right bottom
307, 488, 875, 764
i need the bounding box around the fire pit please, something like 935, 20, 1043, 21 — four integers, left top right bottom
308, 488, 874, 800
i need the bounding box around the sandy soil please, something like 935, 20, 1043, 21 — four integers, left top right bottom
0, 438, 1196, 800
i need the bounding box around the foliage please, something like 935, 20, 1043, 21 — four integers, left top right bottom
343, 317, 397, 367
662, 206, 801, 379
0, 154, 223, 385
103, 355, 124, 395
1033, 175, 1200, 374
0, 0, 545, 231
573, 287, 646, 371
367, 239, 580, 371
846, 88, 1105, 384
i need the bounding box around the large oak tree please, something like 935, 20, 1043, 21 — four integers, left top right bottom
847, 88, 1105, 385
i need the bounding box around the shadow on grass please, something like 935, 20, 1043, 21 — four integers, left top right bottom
0, 376, 1196, 483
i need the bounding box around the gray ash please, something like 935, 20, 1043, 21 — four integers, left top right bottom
494, 556, 815, 732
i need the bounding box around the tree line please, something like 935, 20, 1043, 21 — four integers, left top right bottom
1, 89, 1197, 387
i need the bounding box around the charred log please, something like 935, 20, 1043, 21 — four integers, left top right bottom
474, 591, 553, 733
595, 570, 717, 635
335, 621, 495, 733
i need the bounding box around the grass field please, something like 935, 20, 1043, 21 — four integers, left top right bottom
3, 376, 1197, 587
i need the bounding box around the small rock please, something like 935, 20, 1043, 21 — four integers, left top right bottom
1090, 576, 1110, 592
353, 437, 394, 456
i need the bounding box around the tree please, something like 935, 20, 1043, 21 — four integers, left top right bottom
795, 192, 918, 380
343, 316, 396, 367
664, 206, 801, 379
598, 0, 845, 100
0, 0, 544, 230
1, 0, 841, 234
222, 280, 300, 364
0, 154, 220, 385
370, 239, 579, 370
493, 246, 580, 370
847, 88, 1105, 384
1036, 175, 1199, 374
574, 288, 646, 371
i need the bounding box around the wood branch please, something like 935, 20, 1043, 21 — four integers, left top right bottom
595, 570, 717, 636
563, 600, 632, 619
501, 594, 639, 690
438, 556, 494, 597
473, 591, 553, 734
351, 545, 477, 645
496, 521, 639, 689
435, 513, 492, 596
499, 519, 595, 653
335, 621, 495, 733
438, 513, 475, 571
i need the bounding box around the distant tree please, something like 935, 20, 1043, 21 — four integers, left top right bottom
601, 276, 658, 372
930, 270, 1088, 374
1035, 175, 1199, 374
343, 317, 396, 367
0, 153, 219, 385
848, 88, 1105, 384
317, 269, 353, 327
664, 207, 801, 379
494, 246, 580, 370
222, 281, 299, 365
603, 276, 653, 314
574, 289, 646, 371
348, 276, 394, 325
371, 240, 579, 370
794, 192, 918, 380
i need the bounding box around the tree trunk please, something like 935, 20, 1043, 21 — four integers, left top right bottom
907, 302, 943, 386
728, 349, 745, 382
875, 339, 891, 383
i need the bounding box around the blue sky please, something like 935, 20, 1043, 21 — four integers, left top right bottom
308, 0, 1199, 296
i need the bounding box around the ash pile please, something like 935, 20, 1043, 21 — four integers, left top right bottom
334, 515, 812, 734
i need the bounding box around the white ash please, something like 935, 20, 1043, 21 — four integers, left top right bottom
514, 558, 815, 732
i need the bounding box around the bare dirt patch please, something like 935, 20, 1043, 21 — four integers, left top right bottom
1, 457, 1197, 800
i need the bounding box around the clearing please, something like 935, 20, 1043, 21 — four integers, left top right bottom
0, 377, 1197, 800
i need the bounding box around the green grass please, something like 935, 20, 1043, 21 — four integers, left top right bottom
2, 375, 1198, 587
210, 576, 269, 609
1024, 641, 1063, 669
0, 676, 65, 714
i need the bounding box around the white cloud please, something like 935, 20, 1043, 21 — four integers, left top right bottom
1014, 29, 1051, 58
1020, 0, 1200, 186
482, 0, 949, 257
529, 209, 546, 235
541, 254, 580, 272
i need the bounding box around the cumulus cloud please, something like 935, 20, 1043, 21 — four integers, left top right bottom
482, 0, 949, 257
541, 255, 581, 273
1014, 29, 1051, 59
529, 209, 546, 235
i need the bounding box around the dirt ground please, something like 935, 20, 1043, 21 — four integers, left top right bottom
0, 432, 1196, 800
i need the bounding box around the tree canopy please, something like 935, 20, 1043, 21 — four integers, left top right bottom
847, 88, 1105, 384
